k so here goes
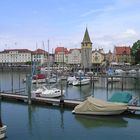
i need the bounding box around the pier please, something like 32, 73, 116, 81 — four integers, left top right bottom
0, 92, 82, 108
1, 92, 140, 113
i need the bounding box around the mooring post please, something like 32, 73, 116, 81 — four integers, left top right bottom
121, 77, 124, 91
26, 74, 32, 105
60, 79, 64, 107
111, 76, 113, 89
106, 76, 108, 91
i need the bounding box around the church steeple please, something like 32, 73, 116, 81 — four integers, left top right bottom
81, 27, 92, 70
82, 27, 92, 44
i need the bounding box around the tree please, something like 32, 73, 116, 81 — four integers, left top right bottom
131, 40, 140, 64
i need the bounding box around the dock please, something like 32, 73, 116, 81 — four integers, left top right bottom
1, 92, 140, 113
0, 92, 82, 108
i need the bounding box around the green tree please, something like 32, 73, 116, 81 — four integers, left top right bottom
131, 40, 140, 64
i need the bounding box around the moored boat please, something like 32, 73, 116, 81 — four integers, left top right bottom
0, 125, 7, 139
32, 85, 64, 98
72, 78, 90, 86
72, 96, 128, 115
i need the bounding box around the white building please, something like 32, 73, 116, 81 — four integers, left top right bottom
54, 47, 68, 64
92, 49, 105, 65
32, 49, 48, 65
0, 49, 32, 64
67, 49, 81, 65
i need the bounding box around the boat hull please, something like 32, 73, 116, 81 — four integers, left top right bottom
72, 79, 90, 86
0, 125, 7, 139
72, 110, 125, 115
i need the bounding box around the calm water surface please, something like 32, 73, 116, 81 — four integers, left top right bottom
2, 102, 140, 140
1, 71, 140, 140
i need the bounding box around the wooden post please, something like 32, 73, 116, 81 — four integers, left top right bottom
111, 76, 113, 89
11, 67, 14, 93
60, 79, 64, 106
26, 74, 32, 104
80, 73, 81, 87
121, 77, 124, 91
106, 76, 108, 91
19, 73, 20, 90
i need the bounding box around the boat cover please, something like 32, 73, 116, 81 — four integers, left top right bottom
74, 96, 127, 113
108, 92, 132, 103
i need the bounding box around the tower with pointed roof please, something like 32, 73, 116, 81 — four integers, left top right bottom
81, 27, 92, 70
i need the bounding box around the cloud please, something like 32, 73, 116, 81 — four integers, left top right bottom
80, 6, 114, 17
119, 29, 137, 39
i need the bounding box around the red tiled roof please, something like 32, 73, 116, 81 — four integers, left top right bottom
32, 49, 48, 55
3, 49, 31, 53
115, 46, 131, 55
55, 47, 68, 54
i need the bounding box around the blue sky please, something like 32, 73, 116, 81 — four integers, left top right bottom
0, 0, 140, 52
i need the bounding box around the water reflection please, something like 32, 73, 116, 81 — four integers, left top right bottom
27, 104, 65, 133
74, 115, 128, 128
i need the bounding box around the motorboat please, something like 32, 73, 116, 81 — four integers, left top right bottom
115, 69, 125, 75
23, 73, 47, 84
108, 91, 138, 106
0, 125, 7, 139
67, 76, 77, 85
72, 96, 128, 115
32, 85, 64, 98
0, 92, 7, 139
72, 78, 90, 86
128, 69, 137, 74
40, 88, 64, 98
108, 77, 121, 82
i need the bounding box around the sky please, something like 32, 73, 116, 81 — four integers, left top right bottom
0, 0, 140, 53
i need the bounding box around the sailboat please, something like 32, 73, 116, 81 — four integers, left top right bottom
0, 97, 7, 139
32, 40, 64, 98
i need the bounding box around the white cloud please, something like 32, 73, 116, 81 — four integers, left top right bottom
120, 29, 137, 39
80, 6, 115, 17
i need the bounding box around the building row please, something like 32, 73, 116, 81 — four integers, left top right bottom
0, 28, 132, 67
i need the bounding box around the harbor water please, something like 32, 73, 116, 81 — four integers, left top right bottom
1, 71, 140, 140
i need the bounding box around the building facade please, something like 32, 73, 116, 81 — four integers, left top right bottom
32, 49, 48, 65
114, 46, 131, 63
0, 49, 32, 65
54, 47, 68, 65
67, 49, 81, 65
92, 49, 105, 65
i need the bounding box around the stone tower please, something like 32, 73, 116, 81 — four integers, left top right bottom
81, 27, 92, 70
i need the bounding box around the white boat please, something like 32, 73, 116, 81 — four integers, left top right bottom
67, 76, 77, 85
128, 69, 137, 74
23, 74, 47, 84
72, 78, 90, 86
32, 85, 64, 98
0, 125, 7, 139
47, 77, 58, 84
40, 88, 64, 98
32, 78, 46, 84
72, 96, 127, 115
108, 77, 121, 82
0, 92, 7, 139
115, 69, 125, 75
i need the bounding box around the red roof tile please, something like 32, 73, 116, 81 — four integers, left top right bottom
55, 47, 68, 54
115, 46, 131, 55
32, 49, 48, 55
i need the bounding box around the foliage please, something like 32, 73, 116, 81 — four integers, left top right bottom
131, 40, 140, 63
26, 61, 32, 65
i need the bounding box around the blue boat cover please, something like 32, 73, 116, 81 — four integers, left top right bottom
108, 92, 132, 103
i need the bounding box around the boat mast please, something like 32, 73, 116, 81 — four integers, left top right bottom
47, 40, 50, 89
